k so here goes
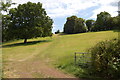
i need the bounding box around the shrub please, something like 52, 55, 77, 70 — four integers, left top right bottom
88, 38, 120, 79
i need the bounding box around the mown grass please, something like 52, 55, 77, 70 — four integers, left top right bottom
2, 30, 118, 79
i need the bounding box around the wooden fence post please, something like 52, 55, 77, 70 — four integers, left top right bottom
74, 52, 76, 65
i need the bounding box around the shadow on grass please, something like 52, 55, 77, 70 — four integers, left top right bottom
2, 40, 52, 48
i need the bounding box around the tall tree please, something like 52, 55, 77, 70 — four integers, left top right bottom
64, 16, 77, 34
8, 2, 53, 43
94, 11, 111, 31
112, 16, 120, 30
74, 18, 86, 33
86, 19, 95, 32
64, 16, 86, 34
1, 0, 16, 42
2, 15, 12, 42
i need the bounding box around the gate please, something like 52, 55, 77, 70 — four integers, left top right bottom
74, 52, 91, 66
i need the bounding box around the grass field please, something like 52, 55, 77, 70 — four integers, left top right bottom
2, 30, 118, 78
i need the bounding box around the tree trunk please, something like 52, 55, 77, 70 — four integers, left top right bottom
24, 38, 27, 43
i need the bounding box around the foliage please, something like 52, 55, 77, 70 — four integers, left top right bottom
85, 19, 95, 32
64, 16, 77, 34
93, 11, 112, 31
2, 15, 14, 42
88, 38, 120, 79
63, 11, 118, 34
0, 0, 16, 12
5, 2, 53, 43
1, 1, 16, 42
112, 16, 120, 30
75, 18, 87, 33
64, 16, 87, 34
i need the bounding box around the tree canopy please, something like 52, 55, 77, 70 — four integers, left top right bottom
112, 16, 120, 30
85, 19, 95, 32
94, 11, 112, 31
1, 0, 16, 42
4, 2, 53, 43
0, 0, 16, 12
63, 11, 120, 34
64, 16, 87, 34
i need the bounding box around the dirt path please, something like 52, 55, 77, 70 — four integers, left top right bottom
3, 42, 76, 78
4, 59, 75, 78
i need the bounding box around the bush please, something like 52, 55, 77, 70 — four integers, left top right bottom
88, 38, 120, 79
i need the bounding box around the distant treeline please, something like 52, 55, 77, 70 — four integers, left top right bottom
63, 11, 120, 34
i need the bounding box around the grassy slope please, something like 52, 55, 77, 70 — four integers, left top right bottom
2, 30, 118, 78
36, 31, 118, 64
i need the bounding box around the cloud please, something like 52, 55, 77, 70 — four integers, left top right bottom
90, 0, 119, 19
90, 5, 118, 19
11, 0, 119, 19
110, 2, 118, 7
40, 0, 98, 18
40, 0, 119, 19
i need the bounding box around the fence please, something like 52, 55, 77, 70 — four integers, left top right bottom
74, 52, 91, 66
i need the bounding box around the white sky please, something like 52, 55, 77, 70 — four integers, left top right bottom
11, 0, 119, 18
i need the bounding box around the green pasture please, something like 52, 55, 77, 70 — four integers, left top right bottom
2, 30, 118, 78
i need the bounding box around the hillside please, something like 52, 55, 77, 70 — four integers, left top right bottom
2, 30, 118, 78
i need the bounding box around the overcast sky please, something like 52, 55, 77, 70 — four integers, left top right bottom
11, 0, 119, 33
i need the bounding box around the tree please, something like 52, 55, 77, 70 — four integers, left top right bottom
0, 0, 16, 12
63, 16, 86, 34
8, 2, 53, 43
1, 0, 16, 42
55, 30, 60, 34
112, 16, 120, 30
94, 11, 111, 31
2, 15, 13, 42
86, 19, 95, 32
64, 16, 77, 34
74, 18, 86, 33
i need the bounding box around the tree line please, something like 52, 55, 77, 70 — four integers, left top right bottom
63, 11, 120, 34
1, 1, 53, 43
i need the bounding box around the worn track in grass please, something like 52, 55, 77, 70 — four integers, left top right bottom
3, 41, 75, 78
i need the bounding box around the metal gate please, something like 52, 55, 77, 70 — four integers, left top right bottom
74, 52, 91, 66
